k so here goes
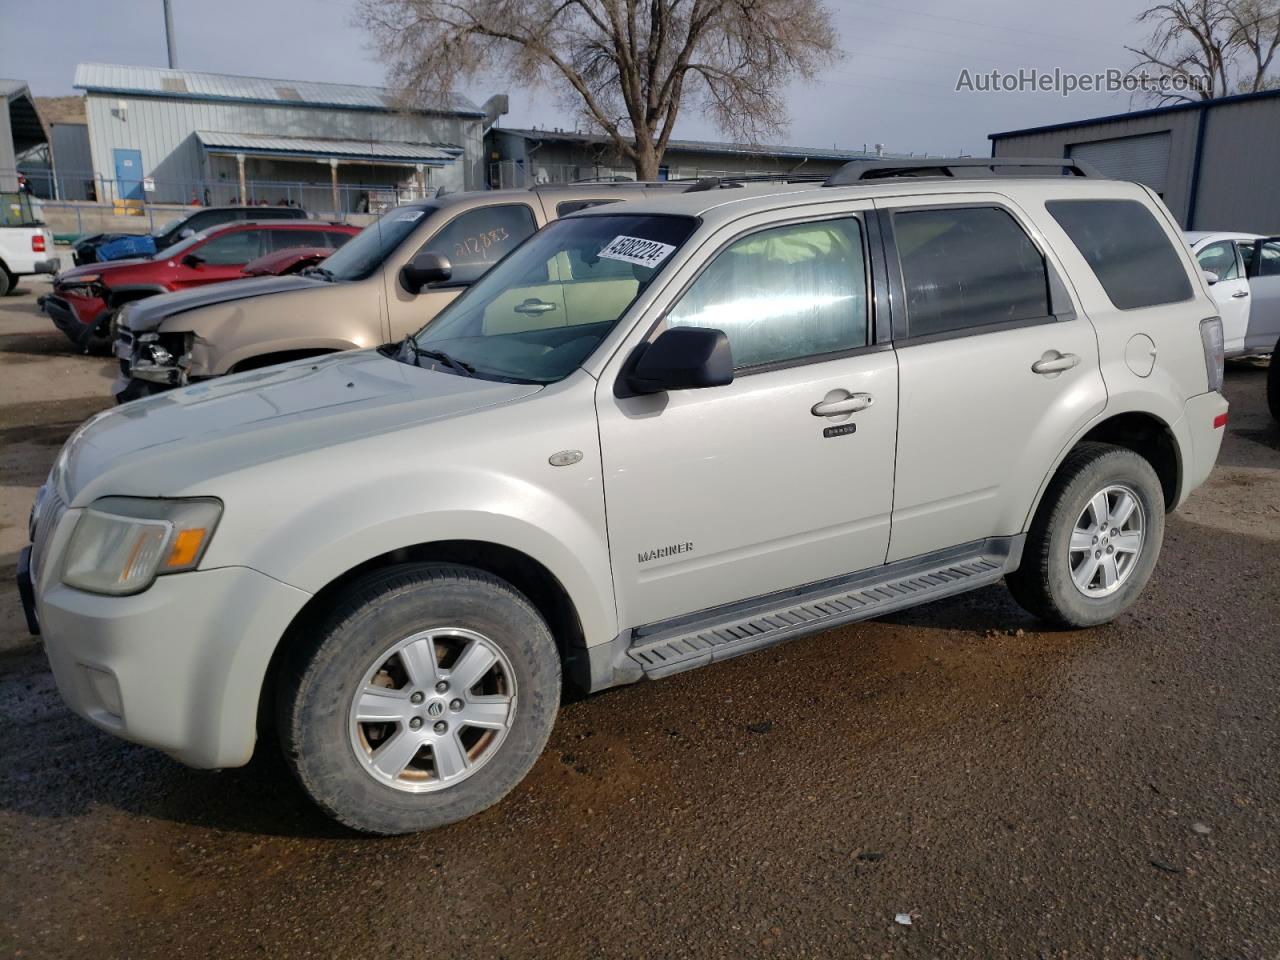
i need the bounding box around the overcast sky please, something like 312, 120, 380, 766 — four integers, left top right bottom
3, 0, 1161, 155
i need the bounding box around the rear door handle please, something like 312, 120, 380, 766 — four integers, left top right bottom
1031, 352, 1080, 375
1232, 290, 1250, 298
811, 393, 874, 417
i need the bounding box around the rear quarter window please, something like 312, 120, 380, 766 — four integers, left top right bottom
1045, 199, 1193, 310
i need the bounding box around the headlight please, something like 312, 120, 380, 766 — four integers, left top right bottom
61, 497, 222, 595
61, 273, 101, 287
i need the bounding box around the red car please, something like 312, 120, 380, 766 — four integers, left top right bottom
47, 219, 358, 351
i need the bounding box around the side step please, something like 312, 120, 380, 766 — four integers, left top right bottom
625, 538, 1021, 679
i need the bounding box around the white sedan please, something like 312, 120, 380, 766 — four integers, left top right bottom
1187, 231, 1280, 358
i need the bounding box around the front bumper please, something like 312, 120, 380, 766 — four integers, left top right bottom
45, 292, 105, 348
37, 564, 312, 768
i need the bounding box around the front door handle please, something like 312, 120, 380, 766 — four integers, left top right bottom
514, 298, 557, 315
1232, 290, 1250, 298
1031, 352, 1080, 375
811, 392, 874, 417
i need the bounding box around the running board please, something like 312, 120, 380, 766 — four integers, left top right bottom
624, 537, 1022, 679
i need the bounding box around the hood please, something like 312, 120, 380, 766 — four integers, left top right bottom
56, 350, 542, 502
57, 257, 153, 281
121, 274, 323, 332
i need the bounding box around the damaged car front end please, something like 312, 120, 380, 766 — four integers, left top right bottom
114, 309, 193, 401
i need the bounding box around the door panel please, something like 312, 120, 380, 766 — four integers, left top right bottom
113, 149, 143, 202
1196, 240, 1249, 352
1243, 237, 1280, 352
889, 322, 1104, 560
386, 203, 540, 340
597, 354, 898, 627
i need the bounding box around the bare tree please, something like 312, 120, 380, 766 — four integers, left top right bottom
357, 0, 840, 180
1126, 0, 1280, 103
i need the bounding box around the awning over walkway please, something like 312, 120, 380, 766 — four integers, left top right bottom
195, 130, 463, 166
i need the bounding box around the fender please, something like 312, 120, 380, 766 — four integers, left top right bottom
1020, 389, 1188, 532
204, 463, 618, 650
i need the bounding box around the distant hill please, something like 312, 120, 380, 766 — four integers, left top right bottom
35, 96, 86, 126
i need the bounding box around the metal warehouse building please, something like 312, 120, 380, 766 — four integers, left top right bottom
990, 89, 1279, 234
486, 126, 901, 188
72, 63, 505, 212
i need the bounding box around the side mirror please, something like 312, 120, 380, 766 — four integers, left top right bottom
400, 252, 452, 294
626, 327, 733, 395
1202, 270, 1220, 286
181, 253, 203, 268
179, 228, 195, 239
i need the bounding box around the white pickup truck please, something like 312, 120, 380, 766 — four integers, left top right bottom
0, 192, 58, 296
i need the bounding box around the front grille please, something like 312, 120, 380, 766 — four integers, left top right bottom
29, 488, 68, 583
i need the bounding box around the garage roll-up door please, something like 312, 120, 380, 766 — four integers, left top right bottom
1069, 132, 1172, 194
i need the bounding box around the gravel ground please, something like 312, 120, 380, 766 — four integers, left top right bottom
1, 275, 1278, 958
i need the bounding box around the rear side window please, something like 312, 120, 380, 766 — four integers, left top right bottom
668, 217, 869, 369
420, 204, 538, 285
894, 206, 1050, 337
1046, 199, 1192, 309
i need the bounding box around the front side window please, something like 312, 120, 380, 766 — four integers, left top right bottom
667, 218, 869, 369
413, 213, 696, 383
1046, 199, 1193, 309
1195, 241, 1240, 281
267, 228, 329, 252
195, 229, 263, 265
419, 204, 538, 285
895, 206, 1050, 338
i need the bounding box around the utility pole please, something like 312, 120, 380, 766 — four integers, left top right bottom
163, 0, 178, 68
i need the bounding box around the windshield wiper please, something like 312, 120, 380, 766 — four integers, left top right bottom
418, 348, 476, 377
302, 265, 336, 281
384, 336, 475, 377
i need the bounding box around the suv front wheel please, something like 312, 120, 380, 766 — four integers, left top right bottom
1007, 442, 1165, 627
278, 563, 561, 834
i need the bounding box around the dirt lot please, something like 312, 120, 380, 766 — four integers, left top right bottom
1, 274, 1279, 958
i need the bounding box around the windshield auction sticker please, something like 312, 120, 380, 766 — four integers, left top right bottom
598, 235, 677, 267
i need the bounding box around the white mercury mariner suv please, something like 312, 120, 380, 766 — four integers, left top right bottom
19, 159, 1229, 834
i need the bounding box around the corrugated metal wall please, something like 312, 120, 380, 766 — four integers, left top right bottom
84, 93, 483, 203
1193, 99, 1280, 232
992, 97, 1279, 233
993, 111, 1200, 223
50, 124, 93, 200
0, 106, 16, 191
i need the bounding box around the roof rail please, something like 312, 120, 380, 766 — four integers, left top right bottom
682, 172, 830, 193
824, 157, 1102, 186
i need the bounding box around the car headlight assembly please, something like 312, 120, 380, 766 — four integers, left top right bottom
61, 497, 222, 596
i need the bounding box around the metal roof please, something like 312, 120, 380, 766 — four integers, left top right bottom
195, 130, 463, 164
989, 87, 1280, 141
1, 78, 48, 150
74, 63, 484, 117
494, 127, 911, 162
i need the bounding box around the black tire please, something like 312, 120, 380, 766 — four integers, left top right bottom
84, 309, 117, 355
1267, 345, 1280, 423
277, 563, 561, 835
1007, 442, 1165, 628
0, 269, 11, 298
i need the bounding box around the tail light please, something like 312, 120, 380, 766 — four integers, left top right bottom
31, 234, 46, 252
1199, 316, 1224, 393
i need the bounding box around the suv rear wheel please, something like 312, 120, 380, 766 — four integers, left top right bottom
1007, 442, 1165, 627
278, 563, 561, 834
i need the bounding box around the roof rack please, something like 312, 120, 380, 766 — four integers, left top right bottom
824, 157, 1102, 186
682, 173, 830, 193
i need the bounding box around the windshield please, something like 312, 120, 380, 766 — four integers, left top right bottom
320, 204, 437, 281
413, 213, 697, 383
